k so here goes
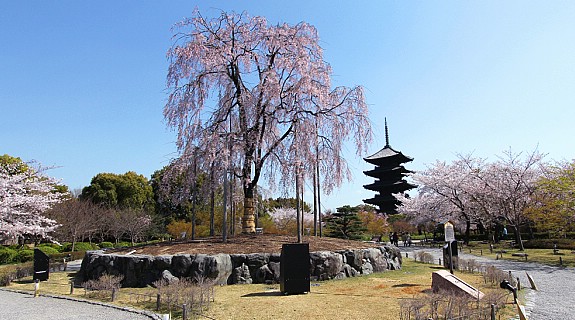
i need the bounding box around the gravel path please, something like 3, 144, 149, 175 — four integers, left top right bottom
0, 289, 162, 320
400, 245, 575, 320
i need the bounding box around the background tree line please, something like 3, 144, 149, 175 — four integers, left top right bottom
396, 149, 575, 250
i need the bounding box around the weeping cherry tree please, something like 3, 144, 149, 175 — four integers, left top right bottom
164, 10, 372, 233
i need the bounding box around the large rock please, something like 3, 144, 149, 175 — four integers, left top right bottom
363, 248, 387, 272
171, 254, 194, 277
309, 251, 344, 281
160, 270, 179, 285
231, 263, 252, 284
342, 250, 363, 270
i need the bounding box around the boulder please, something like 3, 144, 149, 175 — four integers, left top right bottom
342, 250, 363, 270
255, 264, 274, 283
310, 251, 344, 280
268, 261, 281, 283
232, 263, 252, 284
160, 270, 179, 285
363, 248, 387, 272
361, 260, 373, 275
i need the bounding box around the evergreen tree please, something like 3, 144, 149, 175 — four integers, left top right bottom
325, 205, 366, 240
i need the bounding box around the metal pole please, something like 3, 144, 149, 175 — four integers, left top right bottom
448, 241, 454, 274
300, 163, 304, 236
295, 163, 302, 243
317, 159, 322, 237
191, 154, 197, 240
313, 163, 318, 236
223, 168, 228, 243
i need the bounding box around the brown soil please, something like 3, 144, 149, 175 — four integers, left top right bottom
111, 234, 381, 256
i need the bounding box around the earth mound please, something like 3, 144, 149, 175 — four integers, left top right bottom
111, 234, 382, 255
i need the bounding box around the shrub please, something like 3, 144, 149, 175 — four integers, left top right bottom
63, 242, 99, 252
523, 238, 575, 250
37, 243, 62, 251
153, 277, 215, 315
83, 273, 124, 299
114, 241, 131, 248
15, 249, 34, 263
413, 251, 435, 264
0, 247, 18, 264
399, 290, 503, 320
0, 262, 34, 286
99, 242, 114, 249
36, 246, 60, 256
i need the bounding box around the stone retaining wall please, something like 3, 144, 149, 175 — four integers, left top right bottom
77, 245, 402, 287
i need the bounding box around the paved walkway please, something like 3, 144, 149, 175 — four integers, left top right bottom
0, 289, 162, 320
0, 260, 161, 320
399, 245, 575, 320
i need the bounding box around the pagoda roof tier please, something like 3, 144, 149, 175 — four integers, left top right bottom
364, 145, 413, 166
363, 194, 398, 203
363, 181, 417, 192
363, 197, 399, 211
363, 166, 413, 178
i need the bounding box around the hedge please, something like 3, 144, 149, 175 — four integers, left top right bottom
522, 238, 575, 250
0, 247, 18, 264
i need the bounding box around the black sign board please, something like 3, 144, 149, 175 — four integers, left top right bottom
280, 243, 310, 294
33, 248, 50, 281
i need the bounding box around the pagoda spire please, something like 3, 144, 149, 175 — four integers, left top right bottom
385, 118, 390, 147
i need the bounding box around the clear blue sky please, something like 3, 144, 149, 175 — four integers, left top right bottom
2, 1, 575, 211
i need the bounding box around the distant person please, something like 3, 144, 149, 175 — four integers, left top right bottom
401, 233, 408, 247
392, 232, 399, 246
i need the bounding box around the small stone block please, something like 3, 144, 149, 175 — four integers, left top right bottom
432, 270, 484, 300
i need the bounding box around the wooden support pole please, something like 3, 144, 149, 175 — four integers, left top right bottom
491, 304, 496, 320
34, 279, 40, 297
526, 272, 538, 290
182, 304, 188, 320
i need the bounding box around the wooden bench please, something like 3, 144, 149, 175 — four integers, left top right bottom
512, 252, 528, 261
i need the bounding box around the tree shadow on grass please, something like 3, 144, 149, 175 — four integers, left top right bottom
242, 291, 285, 297
392, 283, 420, 288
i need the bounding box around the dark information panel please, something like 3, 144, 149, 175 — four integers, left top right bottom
34, 248, 50, 281
280, 243, 310, 294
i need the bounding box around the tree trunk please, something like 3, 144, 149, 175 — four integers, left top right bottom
464, 219, 471, 245
512, 225, 525, 251
242, 195, 256, 234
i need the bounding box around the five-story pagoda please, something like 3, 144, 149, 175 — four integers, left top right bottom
363, 119, 416, 214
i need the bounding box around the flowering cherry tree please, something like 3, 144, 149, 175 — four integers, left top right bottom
164, 10, 372, 233
397, 150, 545, 248
396, 157, 487, 243
0, 160, 66, 242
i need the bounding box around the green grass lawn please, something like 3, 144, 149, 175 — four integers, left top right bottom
462, 241, 575, 267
